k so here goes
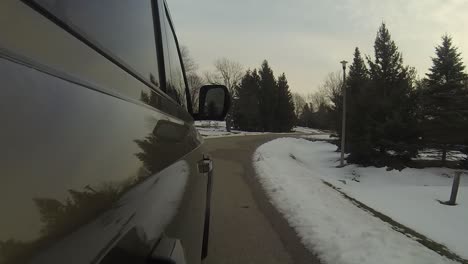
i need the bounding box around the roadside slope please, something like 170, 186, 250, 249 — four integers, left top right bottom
253, 138, 463, 264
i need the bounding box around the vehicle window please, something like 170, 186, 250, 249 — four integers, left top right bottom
31, 0, 160, 88
162, 6, 188, 108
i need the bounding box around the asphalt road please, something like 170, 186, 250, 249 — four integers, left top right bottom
202, 134, 321, 264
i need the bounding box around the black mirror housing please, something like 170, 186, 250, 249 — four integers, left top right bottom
195, 85, 231, 121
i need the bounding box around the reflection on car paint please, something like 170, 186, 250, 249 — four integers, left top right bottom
0, 56, 200, 263
30, 161, 189, 264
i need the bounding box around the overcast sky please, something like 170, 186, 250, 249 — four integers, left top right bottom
169, 0, 468, 94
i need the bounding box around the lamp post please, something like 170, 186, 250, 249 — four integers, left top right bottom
340, 60, 348, 167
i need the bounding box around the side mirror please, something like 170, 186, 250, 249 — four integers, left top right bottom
196, 85, 231, 121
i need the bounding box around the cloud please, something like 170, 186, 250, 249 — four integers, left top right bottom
169, 0, 468, 94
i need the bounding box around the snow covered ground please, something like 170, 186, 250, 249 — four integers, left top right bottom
194, 121, 324, 138
415, 148, 467, 161
253, 138, 467, 264
292, 126, 323, 134
194, 121, 266, 138
301, 134, 335, 141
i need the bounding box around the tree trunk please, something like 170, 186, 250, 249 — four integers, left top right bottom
441, 146, 447, 165
448, 171, 461, 205
226, 119, 231, 132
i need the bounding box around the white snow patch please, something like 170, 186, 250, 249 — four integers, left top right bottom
254, 138, 466, 264
414, 148, 467, 161
194, 122, 325, 138
293, 126, 323, 134
301, 134, 335, 140
194, 121, 266, 138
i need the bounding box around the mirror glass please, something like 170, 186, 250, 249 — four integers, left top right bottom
204, 88, 225, 117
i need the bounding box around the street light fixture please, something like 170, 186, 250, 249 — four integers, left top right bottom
340, 60, 348, 167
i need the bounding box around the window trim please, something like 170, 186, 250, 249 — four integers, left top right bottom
151, 0, 167, 93
20, 0, 192, 115
21, 0, 165, 96
160, 0, 193, 114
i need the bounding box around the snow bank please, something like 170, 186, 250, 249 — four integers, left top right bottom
254, 138, 465, 264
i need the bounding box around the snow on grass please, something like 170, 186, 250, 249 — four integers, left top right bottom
253, 138, 466, 264
301, 134, 335, 141
194, 121, 265, 138
194, 122, 326, 138
414, 148, 467, 161
293, 126, 323, 134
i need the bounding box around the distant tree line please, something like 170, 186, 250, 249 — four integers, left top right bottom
231, 61, 295, 132
181, 49, 296, 133
296, 23, 468, 167
294, 73, 343, 131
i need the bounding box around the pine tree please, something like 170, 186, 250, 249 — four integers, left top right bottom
367, 23, 418, 157
346, 47, 373, 161
258, 60, 278, 132
422, 35, 468, 163
348, 48, 369, 93
232, 60, 297, 132
315, 102, 333, 130
232, 70, 262, 131
427, 36, 467, 87
276, 73, 296, 132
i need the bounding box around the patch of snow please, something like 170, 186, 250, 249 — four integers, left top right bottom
194, 120, 226, 128
301, 134, 334, 140
194, 120, 248, 138
194, 121, 266, 138
414, 149, 467, 161
254, 138, 466, 264
293, 126, 323, 134
194, 122, 325, 138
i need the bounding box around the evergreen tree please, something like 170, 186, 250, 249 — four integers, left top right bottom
348, 48, 369, 94
422, 35, 468, 163
366, 23, 418, 157
314, 102, 333, 130
427, 36, 467, 87
258, 60, 278, 132
232, 60, 297, 132
276, 73, 296, 132
346, 47, 372, 160
232, 70, 262, 131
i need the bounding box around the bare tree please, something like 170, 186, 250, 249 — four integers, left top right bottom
180, 45, 204, 110
213, 58, 243, 95
305, 72, 341, 112
187, 74, 204, 111
319, 72, 343, 108
180, 45, 198, 75
308, 91, 328, 112
201, 58, 243, 130
203, 71, 222, 85
292, 93, 307, 118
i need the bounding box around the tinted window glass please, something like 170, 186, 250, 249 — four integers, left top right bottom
162, 7, 188, 108
32, 0, 160, 87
